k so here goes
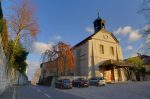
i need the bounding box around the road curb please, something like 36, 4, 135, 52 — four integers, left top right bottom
12, 86, 16, 99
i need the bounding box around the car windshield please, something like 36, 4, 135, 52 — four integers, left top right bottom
77, 78, 86, 81
63, 79, 70, 83
98, 77, 104, 80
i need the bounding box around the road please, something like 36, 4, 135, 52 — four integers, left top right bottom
60, 81, 150, 99
0, 85, 85, 99
1, 81, 150, 99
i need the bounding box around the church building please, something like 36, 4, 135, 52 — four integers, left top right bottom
73, 15, 130, 82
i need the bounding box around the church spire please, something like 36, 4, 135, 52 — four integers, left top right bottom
93, 13, 105, 33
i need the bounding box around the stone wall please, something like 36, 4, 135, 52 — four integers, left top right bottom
18, 73, 28, 85
0, 36, 7, 94
0, 37, 18, 95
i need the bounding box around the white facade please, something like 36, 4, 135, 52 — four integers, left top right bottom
73, 29, 127, 82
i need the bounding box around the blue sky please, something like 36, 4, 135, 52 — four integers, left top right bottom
2, 0, 147, 80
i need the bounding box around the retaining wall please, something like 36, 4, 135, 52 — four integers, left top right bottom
0, 37, 11, 95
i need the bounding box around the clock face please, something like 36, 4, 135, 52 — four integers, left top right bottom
103, 35, 108, 39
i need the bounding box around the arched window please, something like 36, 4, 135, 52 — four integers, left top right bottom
110, 47, 114, 56
99, 45, 104, 54
102, 23, 105, 29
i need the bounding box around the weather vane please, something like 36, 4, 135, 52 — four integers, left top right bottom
98, 12, 100, 18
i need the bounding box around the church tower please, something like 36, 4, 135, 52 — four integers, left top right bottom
93, 13, 105, 33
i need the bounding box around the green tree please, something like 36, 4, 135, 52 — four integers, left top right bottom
126, 57, 143, 67
139, 66, 146, 80
146, 69, 150, 75
14, 46, 28, 74
126, 57, 146, 81
7, 0, 38, 75
8, 40, 29, 74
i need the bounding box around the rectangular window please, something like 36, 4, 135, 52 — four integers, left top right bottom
99, 45, 104, 54
110, 47, 114, 56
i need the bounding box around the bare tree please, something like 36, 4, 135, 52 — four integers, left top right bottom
140, 0, 150, 20
8, 0, 38, 61
139, 0, 150, 53
9, 0, 38, 47
56, 42, 75, 75
5, 0, 39, 79
41, 42, 75, 76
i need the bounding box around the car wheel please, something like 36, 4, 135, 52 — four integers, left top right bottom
61, 85, 63, 89
77, 84, 80, 88
96, 83, 99, 86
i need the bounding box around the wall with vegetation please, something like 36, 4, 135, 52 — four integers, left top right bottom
0, 36, 7, 94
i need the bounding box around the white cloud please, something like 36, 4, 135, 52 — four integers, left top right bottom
55, 35, 62, 40
122, 26, 132, 34
27, 61, 40, 70
26, 60, 40, 80
130, 53, 137, 57
114, 27, 122, 35
32, 42, 53, 54
128, 30, 142, 41
114, 26, 142, 41
126, 45, 133, 50
85, 27, 94, 34
114, 26, 132, 35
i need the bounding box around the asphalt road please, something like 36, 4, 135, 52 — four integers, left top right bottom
0, 85, 85, 99
1, 81, 150, 99
60, 81, 150, 99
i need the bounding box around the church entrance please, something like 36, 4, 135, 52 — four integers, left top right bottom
104, 70, 112, 82
99, 59, 131, 83
100, 65, 115, 83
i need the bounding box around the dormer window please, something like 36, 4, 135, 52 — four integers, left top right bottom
102, 23, 105, 28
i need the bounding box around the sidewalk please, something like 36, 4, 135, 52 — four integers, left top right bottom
0, 86, 14, 99
109, 80, 133, 84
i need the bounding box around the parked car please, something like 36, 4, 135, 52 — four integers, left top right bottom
89, 77, 106, 86
72, 78, 89, 88
55, 79, 72, 89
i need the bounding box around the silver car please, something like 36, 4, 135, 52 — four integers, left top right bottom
89, 77, 106, 86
